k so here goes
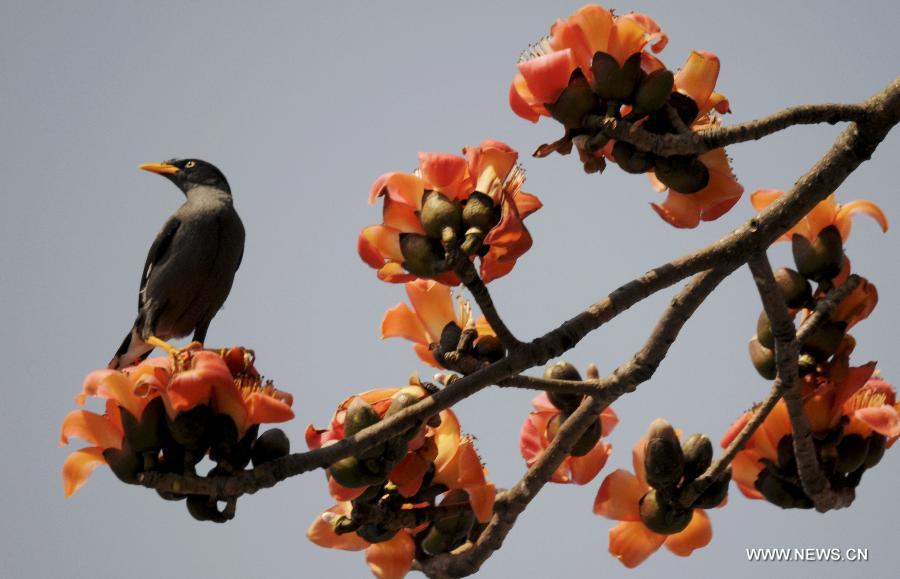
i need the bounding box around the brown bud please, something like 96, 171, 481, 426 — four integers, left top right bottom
120, 396, 168, 453
749, 337, 777, 380
835, 434, 868, 474
543, 361, 584, 412
644, 419, 684, 490
356, 524, 398, 544
693, 468, 731, 509
653, 155, 709, 194
864, 433, 886, 468
329, 456, 383, 488
591, 51, 642, 101
681, 434, 713, 483
755, 467, 813, 509
756, 311, 774, 350
633, 69, 674, 115
802, 321, 846, 361
474, 335, 505, 362
344, 397, 381, 438
547, 71, 599, 129
773, 267, 812, 309
792, 226, 844, 282
103, 445, 142, 485
463, 192, 499, 231
420, 191, 463, 240
639, 489, 693, 534
612, 140, 653, 174
251, 428, 290, 466
399, 233, 444, 278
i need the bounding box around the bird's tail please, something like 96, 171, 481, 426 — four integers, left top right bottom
108, 326, 154, 369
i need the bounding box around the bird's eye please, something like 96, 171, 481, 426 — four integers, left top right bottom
185, 161, 196, 169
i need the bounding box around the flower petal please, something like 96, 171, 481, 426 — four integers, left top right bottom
366, 532, 415, 579
834, 199, 889, 240
509, 77, 541, 122
570, 440, 612, 485
593, 469, 643, 521
608, 521, 666, 568
517, 49, 578, 105
854, 406, 900, 438
359, 225, 404, 265
62, 447, 106, 497
381, 303, 429, 345
307, 504, 369, 551
406, 280, 456, 344
675, 51, 720, 117
369, 172, 425, 208
418, 152, 471, 200
245, 392, 295, 426
664, 509, 712, 556
59, 410, 122, 449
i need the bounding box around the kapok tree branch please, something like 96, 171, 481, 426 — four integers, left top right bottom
139, 79, 899, 502
453, 259, 522, 351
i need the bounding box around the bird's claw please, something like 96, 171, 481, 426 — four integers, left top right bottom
146, 335, 177, 355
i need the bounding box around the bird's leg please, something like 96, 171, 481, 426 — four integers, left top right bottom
192, 320, 212, 348
146, 335, 178, 355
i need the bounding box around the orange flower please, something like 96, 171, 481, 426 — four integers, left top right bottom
381, 280, 494, 368
359, 140, 541, 284
830, 276, 878, 330
842, 375, 900, 441
649, 51, 742, 229
308, 502, 416, 579
594, 434, 714, 567
510, 4, 668, 122
719, 400, 792, 500
519, 392, 618, 484
750, 190, 888, 242
60, 346, 294, 496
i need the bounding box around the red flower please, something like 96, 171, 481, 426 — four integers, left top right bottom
750, 190, 888, 243
358, 140, 541, 284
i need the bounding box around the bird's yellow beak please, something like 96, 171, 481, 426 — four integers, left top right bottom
139, 162, 180, 175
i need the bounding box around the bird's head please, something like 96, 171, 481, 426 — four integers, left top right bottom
139, 158, 230, 195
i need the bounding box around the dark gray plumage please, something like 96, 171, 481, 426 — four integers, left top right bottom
108, 159, 245, 369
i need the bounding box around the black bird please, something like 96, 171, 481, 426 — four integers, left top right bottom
108, 159, 245, 369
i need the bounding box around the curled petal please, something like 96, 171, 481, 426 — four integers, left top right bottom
359, 225, 404, 265
607, 17, 649, 65
512, 190, 543, 219
608, 520, 666, 568
59, 410, 122, 449
600, 406, 619, 436
509, 77, 541, 122
834, 199, 889, 240
467, 481, 497, 524
593, 469, 643, 522
307, 503, 369, 551
62, 447, 106, 497
854, 406, 900, 438
381, 303, 429, 345
418, 153, 471, 200
413, 343, 441, 369
369, 172, 425, 208
549, 16, 594, 74
383, 197, 425, 234
406, 280, 456, 344
245, 391, 295, 426
664, 509, 712, 556
675, 51, 720, 117
78, 370, 146, 419
366, 532, 415, 579
517, 49, 578, 105
570, 4, 614, 56
620, 12, 668, 52
377, 262, 416, 284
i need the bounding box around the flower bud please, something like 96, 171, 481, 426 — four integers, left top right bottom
439, 322, 463, 355
420, 526, 457, 556
612, 140, 653, 174
633, 69, 674, 115
653, 155, 709, 194
644, 419, 684, 490
864, 433, 886, 468
749, 337, 777, 380
570, 417, 602, 457
399, 233, 444, 278
543, 360, 583, 413
420, 191, 463, 240
591, 51, 642, 101
207, 414, 240, 464
756, 311, 774, 350
329, 456, 383, 488
755, 467, 813, 509
547, 71, 598, 129
639, 489, 693, 534
681, 434, 713, 483
251, 428, 291, 467
386, 390, 424, 418
344, 397, 381, 438
693, 468, 731, 509
186, 495, 223, 522
422, 491, 476, 554
773, 267, 812, 309
356, 524, 398, 544
120, 396, 168, 453
835, 434, 868, 474
792, 226, 844, 282
103, 445, 142, 484
802, 321, 846, 361
474, 335, 505, 362
168, 404, 212, 450
463, 192, 500, 231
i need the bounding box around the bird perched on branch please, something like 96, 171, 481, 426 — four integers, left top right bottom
108, 159, 245, 369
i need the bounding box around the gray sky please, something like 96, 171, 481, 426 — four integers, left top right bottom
1, 1, 897, 577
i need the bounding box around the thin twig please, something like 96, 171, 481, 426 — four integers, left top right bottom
454, 259, 522, 351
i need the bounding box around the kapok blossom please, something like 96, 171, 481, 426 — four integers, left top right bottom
381, 280, 494, 368
594, 433, 715, 568
519, 392, 618, 484
358, 140, 541, 284
750, 190, 888, 243
60, 345, 294, 496
648, 51, 742, 229
510, 4, 668, 122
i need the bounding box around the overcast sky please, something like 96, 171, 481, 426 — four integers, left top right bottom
1, 1, 897, 578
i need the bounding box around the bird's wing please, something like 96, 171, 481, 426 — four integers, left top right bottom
138, 216, 181, 309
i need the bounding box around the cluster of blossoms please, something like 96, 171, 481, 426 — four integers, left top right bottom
306, 382, 495, 579
60, 344, 295, 521
510, 4, 742, 228
731, 191, 896, 508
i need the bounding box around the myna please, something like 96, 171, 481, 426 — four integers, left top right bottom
108, 159, 245, 369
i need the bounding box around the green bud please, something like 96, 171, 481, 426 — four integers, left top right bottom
863, 433, 886, 468
644, 418, 685, 490
399, 233, 444, 278
120, 396, 168, 453
420, 191, 463, 240
693, 469, 731, 509
386, 391, 424, 418
251, 428, 291, 467
356, 524, 398, 544
591, 51, 642, 101
543, 361, 584, 412
547, 71, 598, 129
639, 489, 693, 534
570, 417, 602, 457
774, 267, 813, 309
756, 311, 774, 350
755, 467, 813, 509
612, 140, 652, 174
463, 192, 499, 232
792, 226, 844, 282
835, 434, 868, 474
459, 228, 485, 256
329, 456, 378, 488
681, 434, 713, 483
474, 335, 505, 363
633, 69, 674, 115
653, 155, 709, 194
344, 398, 381, 438
749, 337, 777, 380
